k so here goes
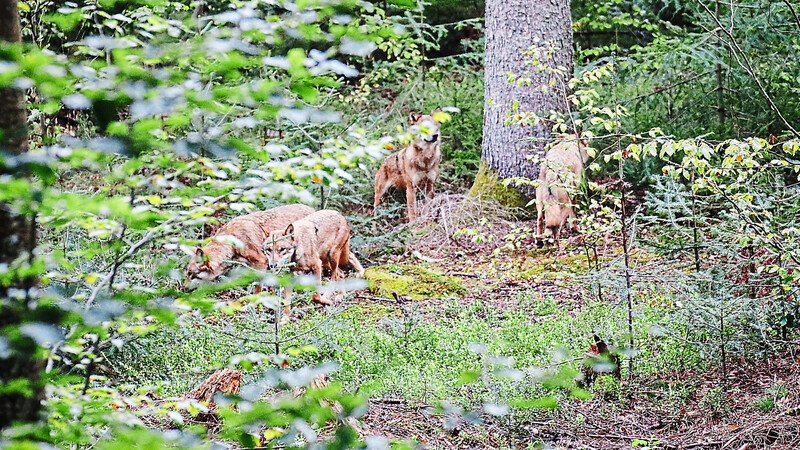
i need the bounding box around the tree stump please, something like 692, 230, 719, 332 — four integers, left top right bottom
185, 368, 242, 404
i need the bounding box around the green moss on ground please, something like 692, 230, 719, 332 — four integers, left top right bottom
530, 253, 586, 279
364, 263, 467, 299
499, 251, 588, 281
467, 161, 531, 210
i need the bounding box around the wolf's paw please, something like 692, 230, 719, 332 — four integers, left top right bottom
312, 292, 332, 305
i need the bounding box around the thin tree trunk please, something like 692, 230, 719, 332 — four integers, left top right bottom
619, 161, 635, 377
690, 173, 701, 273
0, 0, 42, 429
715, 0, 725, 126
471, 0, 574, 202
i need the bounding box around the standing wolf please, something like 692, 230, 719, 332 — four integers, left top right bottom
373, 108, 443, 220
535, 135, 589, 246
186, 204, 315, 283
265, 210, 365, 311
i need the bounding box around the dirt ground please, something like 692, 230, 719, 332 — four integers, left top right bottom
175, 194, 800, 449
349, 201, 800, 449
359, 355, 800, 449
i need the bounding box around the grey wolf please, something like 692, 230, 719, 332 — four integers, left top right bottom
186, 204, 315, 283
373, 108, 443, 220
535, 135, 589, 245
265, 210, 365, 311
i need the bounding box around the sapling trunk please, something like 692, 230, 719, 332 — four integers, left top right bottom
275, 303, 280, 356
593, 245, 603, 301
719, 305, 727, 387
747, 243, 756, 298
583, 243, 592, 269
619, 159, 635, 377
690, 179, 701, 273
715, 0, 725, 126
584, 242, 604, 302
320, 184, 327, 210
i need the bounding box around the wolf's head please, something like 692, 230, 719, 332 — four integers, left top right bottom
264, 226, 296, 269
409, 107, 442, 144
186, 248, 218, 282
557, 133, 590, 164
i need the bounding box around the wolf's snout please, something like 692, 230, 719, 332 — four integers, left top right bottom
425, 133, 439, 143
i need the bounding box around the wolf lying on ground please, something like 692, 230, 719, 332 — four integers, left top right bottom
535, 135, 589, 247
373, 108, 442, 220
186, 204, 315, 283
265, 209, 365, 312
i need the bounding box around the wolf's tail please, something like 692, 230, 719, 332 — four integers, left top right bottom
347, 253, 365, 277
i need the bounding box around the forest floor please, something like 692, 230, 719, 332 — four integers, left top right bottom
355, 247, 800, 449
110, 193, 800, 449
339, 196, 800, 449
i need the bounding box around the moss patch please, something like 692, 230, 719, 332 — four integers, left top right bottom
467, 161, 531, 211
501, 252, 589, 281
364, 263, 467, 299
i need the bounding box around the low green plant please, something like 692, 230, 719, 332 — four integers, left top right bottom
752, 396, 775, 413
699, 387, 731, 418
631, 438, 663, 449
753, 382, 789, 413
766, 383, 789, 400
660, 381, 694, 425
593, 375, 623, 402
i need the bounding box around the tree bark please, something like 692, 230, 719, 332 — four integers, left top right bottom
0, 0, 26, 152
470, 0, 574, 203
0, 0, 42, 429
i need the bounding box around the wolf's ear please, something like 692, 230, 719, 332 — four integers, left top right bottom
409, 111, 421, 124
285, 224, 294, 237
194, 247, 210, 263
572, 130, 586, 146
431, 106, 442, 115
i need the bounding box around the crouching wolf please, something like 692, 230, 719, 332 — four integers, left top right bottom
186, 204, 315, 283
535, 135, 589, 247
373, 108, 442, 220
265, 210, 365, 312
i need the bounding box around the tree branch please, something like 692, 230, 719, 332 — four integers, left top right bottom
781, 0, 800, 33
84, 218, 178, 312
695, 0, 800, 137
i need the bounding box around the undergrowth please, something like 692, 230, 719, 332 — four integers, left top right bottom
110, 289, 703, 408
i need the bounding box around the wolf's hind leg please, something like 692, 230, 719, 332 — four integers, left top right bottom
373, 168, 389, 215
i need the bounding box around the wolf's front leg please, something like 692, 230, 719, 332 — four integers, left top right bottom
311, 260, 332, 305
282, 283, 292, 318
253, 258, 269, 294
425, 175, 436, 199
405, 184, 417, 220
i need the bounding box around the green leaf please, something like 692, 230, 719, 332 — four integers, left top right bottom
43, 11, 84, 32
456, 369, 481, 386
509, 396, 559, 409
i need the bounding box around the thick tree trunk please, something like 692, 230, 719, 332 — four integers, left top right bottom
0, 0, 26, 152
0, 0, 42, 429
470, 0, 574, 204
